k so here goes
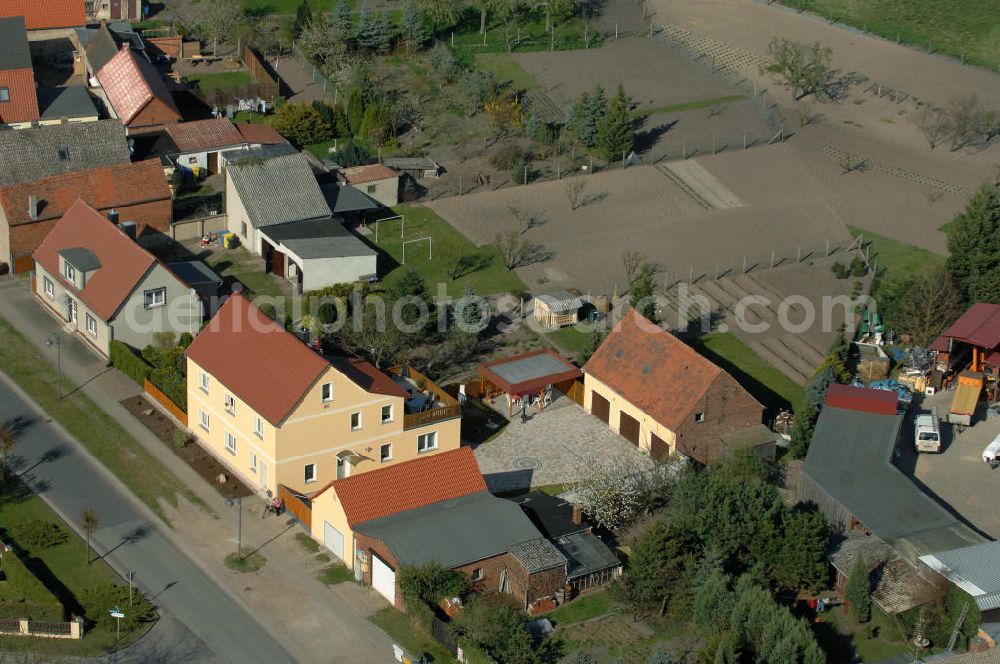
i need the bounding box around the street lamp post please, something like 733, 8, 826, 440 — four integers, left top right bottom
44, 334, 62, 399
225, 496, 243, 560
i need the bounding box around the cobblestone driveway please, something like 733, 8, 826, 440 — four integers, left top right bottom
472, 396, 655, 493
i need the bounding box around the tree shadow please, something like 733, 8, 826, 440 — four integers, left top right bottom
634, 120, 678, 153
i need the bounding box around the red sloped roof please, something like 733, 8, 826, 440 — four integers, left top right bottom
316, 447, 487, 526
237, 123, 287, 145
0, 69, 40, 124
329, 356, 408, 398
939, 303, 1000, 350
825, 384, 897, 416
33, 199, 159, 321
96, 45, 180, 125
0, 159, 169, 226
584, 311, 728, 430
185, 294, 331, 426
341, 164, 399, 185
164, 118, 246, 153
0, 0, 86, 30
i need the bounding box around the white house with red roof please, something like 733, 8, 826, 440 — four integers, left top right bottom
33, 199, 201, 357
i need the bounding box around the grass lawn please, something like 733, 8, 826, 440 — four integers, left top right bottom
0, 318, 200, 522
369, 607, 457, 664
449, 11, 601, 55
814, 607, 916, 663
474, 53, 539, 91
201, 245, 293, 309
372, 205, 527, 298
175, 182, 215, 199
242, 0, 338, 13
317, 563, 354, 585
848, 225, 947, 302
775, 0, 1000, 71
688, 332, 806, 412
545, 326, 593, 357
547, 590, 611, 626
186, 71, 257, 92
304, 140, 336, 160
0, 482, 155, 655
633, 95, 747, 120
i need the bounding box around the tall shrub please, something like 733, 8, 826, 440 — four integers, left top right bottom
109, 341, 152, 386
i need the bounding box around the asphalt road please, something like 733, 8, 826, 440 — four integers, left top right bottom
0, 373, 295, 663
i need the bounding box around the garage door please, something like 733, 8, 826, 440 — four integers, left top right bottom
591, 392, 610, 424
619, 412, 640, 446
323, 521, 345, 561
372, 554, 396, 604
650, 433, 669, 461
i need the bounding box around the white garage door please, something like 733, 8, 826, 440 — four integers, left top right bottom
372, 554, 396, 604
323, 521, 345, 561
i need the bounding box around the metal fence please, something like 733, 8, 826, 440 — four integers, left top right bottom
291, 44, 341, 103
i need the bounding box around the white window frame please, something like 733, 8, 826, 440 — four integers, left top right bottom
0, 87, 9, 103
225, 431, 236, 455
694, 412, 706, 423
471, 568, 483, 581
350, 412, 362, 431
43, 277, 54, 298
321, 382, 333, 403
224, 393, 236, 415
249, 452, 257, 472
417, 431, 437, 454
304, 463, 317, 484
199, 371, 209, 394
63, 261, 76, 282
199, 410, 210, 432
380, 443, 392, 463
85, 313, 97, 336
144, 287, 167, 309
253, 416, 264, 439
381, 404, 393, 424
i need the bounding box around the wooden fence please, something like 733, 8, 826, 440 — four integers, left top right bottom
241, 44, 279, 101
144, 378, 187, 426
279, 484, 312, 530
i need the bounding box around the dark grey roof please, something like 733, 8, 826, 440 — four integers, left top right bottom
59, 247, 101, 272
319, 182, 382, 214
803, 407, 983, 561
38, 86, 99, 121
166, 261, 223, 288
0, 17, 31, 71
220, 142, 297, 162
0, 120, 130, 186
354, 491, 542, 569
921, 541, 1000, 611
259, 218, 376, 260
383, 156, 440, 172
509, 538, 566, 574
491, 353, 577, 387
226, 151, 332, 229
511, 491, 590, 539
84, 25, 123, 72
556, 532, 622, 581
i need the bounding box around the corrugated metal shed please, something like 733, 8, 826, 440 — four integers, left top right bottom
227, 151, 332, 229
921, 540, 1000, 611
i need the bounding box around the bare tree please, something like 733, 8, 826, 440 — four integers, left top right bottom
945, 94, 981, 151
494, 229, 528, 270
507, 205, 545, 234
622, 250, 646, 286
764, 38, 832, 100
82, 507, 99, 565
895, 267, 965, 346
565, 179, 588, 211
914, 106, 949, 149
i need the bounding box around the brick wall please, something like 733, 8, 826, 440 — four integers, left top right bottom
674, 372, 764, 465
506, 562, 566, 612
128, 100, 180, 134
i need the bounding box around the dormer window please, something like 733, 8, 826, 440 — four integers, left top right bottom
63, 262, 76, 282
58, 147, 70, 162
0, 87, 9, 103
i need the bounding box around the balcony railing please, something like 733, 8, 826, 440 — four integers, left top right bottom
386, 365, 462, 431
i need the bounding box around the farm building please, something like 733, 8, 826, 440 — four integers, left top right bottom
533, 290, 583, 328
383, 157, 441, 180
583, 311, 764, 463
256, 218, 376, 292
95, 44, 180, 135
0, 120, 130, 186
477, 349, 583, 417
338, 164, 400, 207
922, 541, 1000, 636
931, 303, 1000, 401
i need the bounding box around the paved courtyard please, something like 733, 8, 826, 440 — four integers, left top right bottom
472, 395, 655, 493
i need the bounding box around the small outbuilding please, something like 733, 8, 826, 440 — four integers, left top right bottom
533, 290, 583, 328
477, 349, 582, 417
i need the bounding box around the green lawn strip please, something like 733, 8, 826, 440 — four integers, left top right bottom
317, 563, 354, 585
547, 590, 611, 626
545, 326, 592, 356
813, 607, 914, 663
848, 225, 946, 302
295, 532, 321, 554
373, 205, 527, 298
369, 607, 457, 664
225, 552, 266, 572
773, 0, 1000, 71
187, 70, 257, 92
474, 53, 539, 91
242, 0, 339, 13
0, 318, 200, 521
0, 486, 154, 655
450, 13, 600, 54
305, 140, 337, 160
632, 95, 747, 119
688, 332, 805, 413
175, 183, 215, 199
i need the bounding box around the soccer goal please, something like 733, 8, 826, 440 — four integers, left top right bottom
373, 215, 405, 243
401, 237, 432, 264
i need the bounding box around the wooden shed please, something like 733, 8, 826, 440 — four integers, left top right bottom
533, 290, 583, 328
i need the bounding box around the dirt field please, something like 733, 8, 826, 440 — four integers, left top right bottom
428, 143, 851, 296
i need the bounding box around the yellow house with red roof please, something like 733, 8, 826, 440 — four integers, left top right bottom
185, 294, 461, 497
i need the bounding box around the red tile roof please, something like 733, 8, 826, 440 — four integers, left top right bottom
825, 384, 898, 416
237, 123, 287, 145
164, 118, 246, 153
329, 356, 408, 398
0, 159, 170, 226
317, 447, 487, 526
0, 0, 86, 30
96, 45, 180, 125
33, 199, 159, 321
186, 294, 331, 426
584, 311, 726, 430
341, 164, 398, 185
0, 69, 40, 124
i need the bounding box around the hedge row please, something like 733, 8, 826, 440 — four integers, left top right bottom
109, 340, 152, 386
149, 368, 187, 413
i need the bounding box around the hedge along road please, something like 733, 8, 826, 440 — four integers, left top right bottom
0, 370, 296, 662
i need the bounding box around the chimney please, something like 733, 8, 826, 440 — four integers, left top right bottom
572, 504, 582, 526
120, 220, 137, 241
108, 209, 119, 225
28, 195, 39, 221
